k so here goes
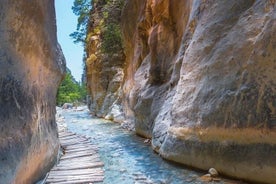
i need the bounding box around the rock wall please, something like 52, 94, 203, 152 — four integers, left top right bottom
86, 0, 276, 183
0, 1, 65, 183
86, 0, 125, 123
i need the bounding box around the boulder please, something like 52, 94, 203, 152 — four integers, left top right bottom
62, 103, 73, 109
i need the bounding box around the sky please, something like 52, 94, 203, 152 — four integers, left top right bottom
55, 0, 84, 82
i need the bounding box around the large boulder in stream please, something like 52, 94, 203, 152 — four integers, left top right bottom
0, 1, 65, 183
86, 0, 276, 183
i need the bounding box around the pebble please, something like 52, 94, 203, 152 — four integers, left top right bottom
208, 168, 219, 177
144, 139, 150, 143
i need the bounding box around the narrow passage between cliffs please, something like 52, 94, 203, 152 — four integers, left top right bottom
56, 106, 241, 184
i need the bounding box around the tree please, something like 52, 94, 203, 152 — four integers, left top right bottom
56, 69, 86, 106
70, 0, 92, 44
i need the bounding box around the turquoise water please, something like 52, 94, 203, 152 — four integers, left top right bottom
61, 109, 231, 184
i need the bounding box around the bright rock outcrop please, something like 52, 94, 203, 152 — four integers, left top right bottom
86, 0, 125, 123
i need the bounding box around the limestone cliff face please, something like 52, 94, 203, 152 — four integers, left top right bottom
0, 1, 65, 183
87, 0, 276, 183
86, 0, 125, 122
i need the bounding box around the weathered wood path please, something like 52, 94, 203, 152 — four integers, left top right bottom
45, 127, 104, 184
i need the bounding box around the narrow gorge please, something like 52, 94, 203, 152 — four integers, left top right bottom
85, 0, 276, 183
0, 0, 275, 183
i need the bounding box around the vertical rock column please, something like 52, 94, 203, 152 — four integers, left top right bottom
0, 1, 65, 183
86, 0, 125, 122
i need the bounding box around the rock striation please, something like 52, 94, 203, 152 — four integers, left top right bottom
86, 0, 276, 183
0, 0, 65, 183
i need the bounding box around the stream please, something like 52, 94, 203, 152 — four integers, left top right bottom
59, 107, 235, 184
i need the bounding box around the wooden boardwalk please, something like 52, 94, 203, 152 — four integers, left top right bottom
45, 128, 104, 184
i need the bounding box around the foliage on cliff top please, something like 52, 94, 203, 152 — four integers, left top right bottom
97, 0, 124, 54
70, 0, 92, 44
71, 0, 124, 55
57, 69, 86, 106
101, 23, 122, 54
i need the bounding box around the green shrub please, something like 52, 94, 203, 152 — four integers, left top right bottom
101, 23, 122, 54
56, 70, 87, 106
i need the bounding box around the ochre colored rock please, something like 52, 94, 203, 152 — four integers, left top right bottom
0, 1, 65, 183
86, 0, 125, 122
86, 0, 276, 183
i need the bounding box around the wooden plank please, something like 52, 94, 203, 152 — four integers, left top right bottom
53, 162, 103, 170
46, 128, 104, 184
48, 176, 104, 181
63, 150, 97, 156
46, 177, 104, 183
52, 163, 104, 171
60, 141, 92, 147
65, 147, 96, 153
48, 173, 104, 178
57, 157, 100, 164
60, 153, 96, 160
65, 145, 98, 150
48, 173, 104, 179
49, 170, 103, 175
47, 176, 104, 181
48, 169, 104, 175
49, 167, 103, 173
62, 151, 97, 158
58, 155, 100, 162
55, 160, 102, 166
46, 177, 104, 184
48, 175, 104, 179
59, 136, 88, 142
56, 161, 101, 168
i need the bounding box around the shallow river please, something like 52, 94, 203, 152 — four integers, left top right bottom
61, 108, 235, 184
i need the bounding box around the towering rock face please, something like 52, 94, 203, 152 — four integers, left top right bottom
86, 0, 125, 122
121, 0, 276, 183
0, 1, 65, 183
86, 0, 276, 183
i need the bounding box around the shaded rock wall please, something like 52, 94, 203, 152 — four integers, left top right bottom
0, 0, 65, 183
86, 0, 276, 183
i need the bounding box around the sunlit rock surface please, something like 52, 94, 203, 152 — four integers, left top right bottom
86, 0, 276, 183
86, 0, 125, 122
120, 0, 276, 183
0, 1, 65, 183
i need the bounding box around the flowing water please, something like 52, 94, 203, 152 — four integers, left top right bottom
60, 107, 234, 184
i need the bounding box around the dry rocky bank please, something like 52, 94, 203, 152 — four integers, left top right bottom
85, 0, 276, 183
0, 0, 65, 183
